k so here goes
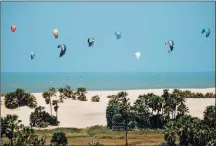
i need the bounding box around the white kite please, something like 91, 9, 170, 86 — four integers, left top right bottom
135, 52, 141, 60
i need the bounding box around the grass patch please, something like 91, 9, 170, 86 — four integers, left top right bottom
2, 126, 165, 145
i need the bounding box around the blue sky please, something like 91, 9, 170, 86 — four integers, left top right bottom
1, 2, 215, 72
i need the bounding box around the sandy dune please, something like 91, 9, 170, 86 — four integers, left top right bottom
1, 88, 215, 128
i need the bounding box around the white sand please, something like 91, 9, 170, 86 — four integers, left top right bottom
1, 88, 215, 128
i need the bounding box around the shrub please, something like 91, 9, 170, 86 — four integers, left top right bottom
91, 95, 100, 102
51, 131, 68, 146
204, 92, 215, 98
89, 141, 101, 146
77, 95, 87, 101
206, 139, 216, 146
4, 89, 37, 109
194, 92, 205, 98
30, 106, 59, 127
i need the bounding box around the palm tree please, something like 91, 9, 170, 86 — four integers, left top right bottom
59, 85, 76, 101
106, 98, 122, 129
132, 97, 151, 129
117, 91, 130, 146
1, 114, 24, 146
162, 89, 174, 123
77, 87, 87, 101
163, 121, 177, 146
177, 103, 189, 118
203, 105, 215, 128
52, 100, 59, 121
204, 92, 214, 98
42, 87, 56, 116
14, 126, 35, 146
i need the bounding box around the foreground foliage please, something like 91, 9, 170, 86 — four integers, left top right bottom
1, 114, 46, 146
50, 131, 68, 146
163, 105, 216, 146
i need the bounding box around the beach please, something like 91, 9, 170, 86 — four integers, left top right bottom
1, 88, 215, 128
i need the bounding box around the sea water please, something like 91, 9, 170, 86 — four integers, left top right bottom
0, 72, 215, 94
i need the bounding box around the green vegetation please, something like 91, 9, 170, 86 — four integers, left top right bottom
4, 89, 37, 109
59, 85, 76, 100
50, 131, 68, 146
106, 89, 216, 146
91, 95, 100, 102
77, 87, 88, 101
1, 87, 215, 146
42, 87, 57, 116
89, 141, 101, 146
162, 106, 216, 146
30, 106, 59, 128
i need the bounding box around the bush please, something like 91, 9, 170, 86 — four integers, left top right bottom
30, 106, 59, 127
39, 122, 49, 128
4, 89, 37, 109
91, 95, 100, 102
28, 135, 46, 146
51, 131, 68, 146
206, 139, 216, 146
89, 141, 101, 146
128, 120, 137, 130
204, 92, 215, 98
77, 95, 87, 101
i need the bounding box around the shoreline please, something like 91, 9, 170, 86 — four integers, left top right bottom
2, 88, 215, 128
4, 87, 215, 94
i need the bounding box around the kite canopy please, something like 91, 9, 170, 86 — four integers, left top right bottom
30, 52, 35, 60
53, 29, 58, 39
114, 32, 121, 39
58, 44, 67, 57
88, 38, 95, 47
201, 28, 210, 38
11, 25, 16, 32
135, 52, 141, 60
165, 40, 174, 53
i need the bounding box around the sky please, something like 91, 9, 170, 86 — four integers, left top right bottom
1, 2, 215, 72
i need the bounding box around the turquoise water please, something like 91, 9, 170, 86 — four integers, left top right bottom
0, 72, 215, 94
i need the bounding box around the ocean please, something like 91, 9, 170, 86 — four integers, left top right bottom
0, 72, 215, 94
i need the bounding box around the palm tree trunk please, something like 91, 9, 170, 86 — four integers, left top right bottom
10, 138, 13, 146
11, 128, 14, 146
56, 110, 58, 121
50, 102, 52, 116
125, 117, 128, 146
157, 110, 159, 128
162, 107, 164, 126
174, 109, 176, 119
172, 112, 174, 119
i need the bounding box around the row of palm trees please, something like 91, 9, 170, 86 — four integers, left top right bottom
106, 89, 190, 129
3, 87, 215, 129
42, 86, 88, 121
105, 89, 216, 146
105, 89, 206, 146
